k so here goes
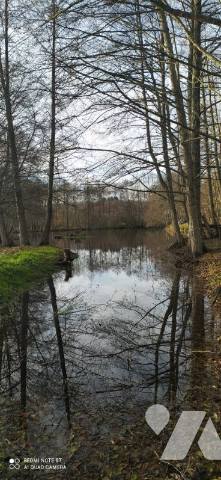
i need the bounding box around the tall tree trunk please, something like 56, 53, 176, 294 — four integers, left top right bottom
0, 0, 29, 246
209, 87, 221, 188
188, 0, 203, 252
136, 0, 183, 245
202, 85, 217, 227
159, 37, 183, 245
41, 0, 56, 245
159, 10, 203, 255
0, 140, 11, 246
0, 210, 10, 247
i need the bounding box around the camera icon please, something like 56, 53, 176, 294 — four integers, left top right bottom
9, 458, 20, 469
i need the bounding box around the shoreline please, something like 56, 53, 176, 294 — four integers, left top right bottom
196, 251, 221, 309
170, 243, 221, 308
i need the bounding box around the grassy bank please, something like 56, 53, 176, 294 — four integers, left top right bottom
0, 246, 61, 305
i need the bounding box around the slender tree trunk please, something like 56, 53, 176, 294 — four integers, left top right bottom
0, 0, 29, 246
136, 1, 183, 244
0, 140, 11, 246
189, 0, 203, 249
202, 85, 217, 227
209, 87, 221, 188
41, 0, 56, 245
159, 10, 203, 255
164, 103, 189, 223
0, 210, 10, 247
159, 37, 183, 245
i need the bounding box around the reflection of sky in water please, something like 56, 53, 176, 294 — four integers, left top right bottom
56, 249, 167, 309
1, 230, 213, 458
50, 245, 191, 407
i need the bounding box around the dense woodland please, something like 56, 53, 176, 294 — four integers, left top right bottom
0, 0, 221, 254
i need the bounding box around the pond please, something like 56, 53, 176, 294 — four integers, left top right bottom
0, 229, 221, 479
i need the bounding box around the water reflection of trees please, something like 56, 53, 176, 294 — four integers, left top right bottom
80, 272, 193, 406
48, 277, 71, 428
55, 229, 174, 279
0, 263, 215, 464
0, 284, 77, 459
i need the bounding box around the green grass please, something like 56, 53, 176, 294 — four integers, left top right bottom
0, 246, 61, 305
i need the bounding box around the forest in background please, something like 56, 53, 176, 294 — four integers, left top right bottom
0, 0, 221, 254
3, 175, 220, 235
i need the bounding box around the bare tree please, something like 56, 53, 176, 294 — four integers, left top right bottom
0, 0, 29, 245
40, 0, 57, 245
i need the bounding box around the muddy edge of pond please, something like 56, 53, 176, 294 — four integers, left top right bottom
168, 241, 221, 310
197, 251, 221, 310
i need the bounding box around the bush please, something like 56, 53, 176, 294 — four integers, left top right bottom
166, 222, 189, 238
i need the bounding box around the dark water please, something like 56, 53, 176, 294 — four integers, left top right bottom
0, 229, 220, 477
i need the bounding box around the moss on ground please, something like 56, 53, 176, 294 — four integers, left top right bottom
0, 246, 61, 305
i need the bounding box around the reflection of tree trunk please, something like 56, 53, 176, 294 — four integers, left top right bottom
48, 277, 71, 427
0, 306, 11, 389
154, 272, 181, 403
20, 292, 29, 411
168, 274, 180, 405
64, 262, 72, 282
5, 335, 12, 396
191, 275, 206, 407
0, 313, 5, 382
88, 244, 94, 272
175, 299, 192, 390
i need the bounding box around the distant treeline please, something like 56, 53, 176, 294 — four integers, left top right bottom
3, 176, 221, 243
3, 180, 169, 239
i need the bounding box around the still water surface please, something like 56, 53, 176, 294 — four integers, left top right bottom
0, 229, 220, 476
